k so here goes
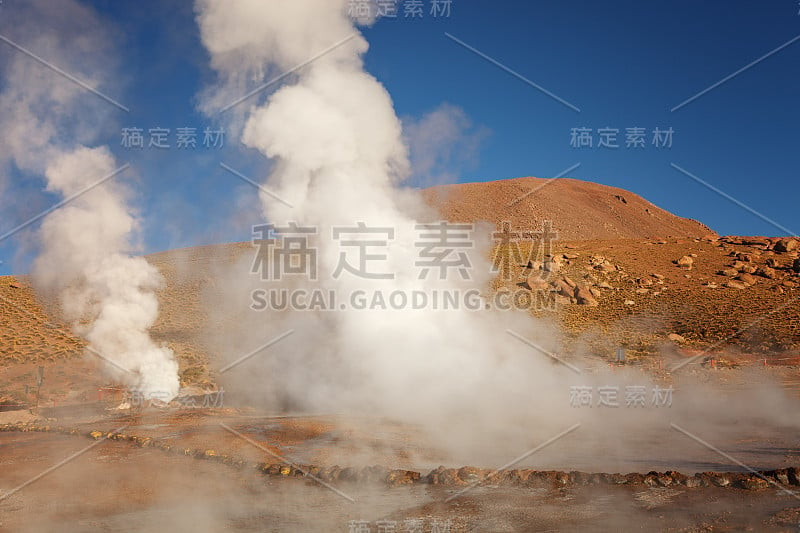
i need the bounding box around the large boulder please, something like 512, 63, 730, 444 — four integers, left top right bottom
774, 238, 798, 253
675, 256, 694, 270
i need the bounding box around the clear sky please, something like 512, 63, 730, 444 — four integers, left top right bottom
1, 0, 798, 275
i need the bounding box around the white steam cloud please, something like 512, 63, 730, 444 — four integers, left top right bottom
0, 0, 179, 399
196, 0, 562, 438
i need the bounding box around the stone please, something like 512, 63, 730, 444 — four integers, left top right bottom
684, 476, 703, 488
553, 279, 574, 298
543, 260, 561, 273
774, 238, 798, 253
526, 275, 550, 291
667, 333, 686, 343
739, 475, 769, 490
736, 273, 757, 286
597, 262, 616, 272
386, 469, 421, 486
574, 286, 599, 306
710, 474, 730, 487
718, 268, 738, 277
624, 300, 635, 306
765, 258, 778, 268
725, 280, 748, 290
675, 256, 693, 270
457, 466, 485, 483
741, 264, 757, 274
756, 266, 778, 279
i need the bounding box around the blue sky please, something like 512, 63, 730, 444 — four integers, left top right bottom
1, 0, 799, 275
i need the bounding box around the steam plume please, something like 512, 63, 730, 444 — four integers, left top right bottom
0, 0, 179, 399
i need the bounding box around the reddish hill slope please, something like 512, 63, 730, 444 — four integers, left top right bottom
422, 177, 714, 240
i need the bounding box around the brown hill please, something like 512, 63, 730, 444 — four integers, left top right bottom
422, 177, 714, 240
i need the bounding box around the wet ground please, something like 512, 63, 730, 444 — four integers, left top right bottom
2, 405, 800, 532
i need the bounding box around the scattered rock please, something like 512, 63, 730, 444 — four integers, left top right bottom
739, 475, 769, 490
740, 264, 757, 274
574, 286, 599, 306
725, 280, 748, 290
718, 268, 739, 277
386, 469, 421, 486
756, 266, 778, 279
651, 273, 665, 280
526, 277, 550, 291
736, 273, 757, 286
596, 281, 614, 289
553, 279, 574, 298
675, 256, 694, 270
710, 474, 731, 487
597, 261, 616, 273
765, 258, 778, 268
667, 333, 686, 343
543, 260, 561, 273
774, 238, 798, 253
624, 300, 635, 306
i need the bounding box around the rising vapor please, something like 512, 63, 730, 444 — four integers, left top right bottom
195, 0, 563, 434
0, 0, 179, 400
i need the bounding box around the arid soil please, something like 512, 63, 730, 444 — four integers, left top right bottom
422, 177, 714, 240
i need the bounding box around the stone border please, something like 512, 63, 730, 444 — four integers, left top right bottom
2, 422, 797, 491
